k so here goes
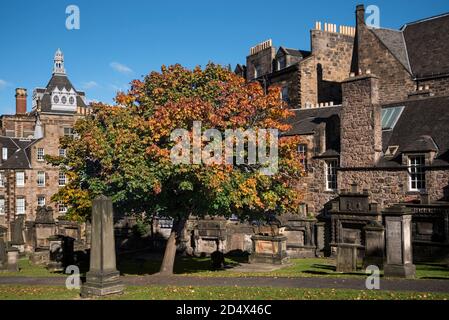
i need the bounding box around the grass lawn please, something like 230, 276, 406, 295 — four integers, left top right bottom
0, 285, 448, 300
1, 256, 448, 281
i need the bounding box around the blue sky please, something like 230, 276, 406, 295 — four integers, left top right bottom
0, 0, 448, 114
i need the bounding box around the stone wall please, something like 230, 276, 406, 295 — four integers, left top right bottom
352, 7, 415, 105
246, 46, 276, 81
341, 75, 382, 168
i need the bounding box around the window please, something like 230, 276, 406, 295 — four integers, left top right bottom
298, 144, 308, 169
281, 86, 289, 103
0, 199, 5, 215
37, 196, 46, 207
0, 172, 5, 188
2, 147, 7, 160
382, 106, 404, 131
37, 148, 45, 161
53, 95, 60, 104
64, 127, 75, 138
59, 149, 66, 157
254, 65, 262, 79
58, 201, 68, 213
16, 172, 25, 187
278, 56, 286, 70
69, 96, 75, 105
37, 171, 45, 187
16, 198, 25, 215
409, 155, 426, 191
58, 172, 67, 186
325, 159, 338, 191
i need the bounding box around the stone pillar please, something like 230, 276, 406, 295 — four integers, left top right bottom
315, 222, 325, 257
81, 196, 124, 297
6, 247, 19, 272
363, 222, 385, 269
336, 243, 358, 272
384, 206, 416, 278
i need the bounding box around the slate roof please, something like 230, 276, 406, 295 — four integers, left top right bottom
286, 95, 449, 167
38, 74, 87, 113
370, 28, 411, 73
402, 13, 449, 78
382, 95, 449, 166
286, 106, 341, 136
370, 13, 449, 78
0, 137, 40, 169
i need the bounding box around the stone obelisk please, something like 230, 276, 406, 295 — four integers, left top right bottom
81, 195, 124, 297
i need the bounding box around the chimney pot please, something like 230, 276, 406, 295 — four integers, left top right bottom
15, 88, 27, 115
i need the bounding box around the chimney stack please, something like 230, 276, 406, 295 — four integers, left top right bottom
15, 88, 27, 115
356, 4, 365, 27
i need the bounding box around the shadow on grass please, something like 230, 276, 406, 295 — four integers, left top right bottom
116, 252, 247, 276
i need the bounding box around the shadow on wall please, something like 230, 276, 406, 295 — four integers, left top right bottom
443, 183, 449, 201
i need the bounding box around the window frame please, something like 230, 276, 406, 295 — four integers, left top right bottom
325, 159, 338, 191
0, 171, 5, 188
37, 196, 46, 207
16, 197, 25, 215
37, 148, 45, 161
0, 198, 5, 215
58, 201, 68, 214
58, 172, 67, 187
37, 171, 46, 187
408, 154, 426, 192
16, 171, 25, 187
298, 144, 308, 170
2, 147, 7, 161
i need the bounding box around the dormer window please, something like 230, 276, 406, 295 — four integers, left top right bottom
2, 147, 7, 161
281, 86, 289, 103
254, 65, 262, 79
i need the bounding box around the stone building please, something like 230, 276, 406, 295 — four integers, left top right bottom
188, 5, 449, 260
283, 5, 449, 259
237, 22, 355, 109
0, 50, 90, 238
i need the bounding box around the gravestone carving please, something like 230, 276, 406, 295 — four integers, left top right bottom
47, 235, 65, 272
81, 195, 124, 297
384, 205, 416, 278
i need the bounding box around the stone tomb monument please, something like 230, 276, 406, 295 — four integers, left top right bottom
384, 205, 416, 278
81, 195, 124, 297
249, 224, 288, 265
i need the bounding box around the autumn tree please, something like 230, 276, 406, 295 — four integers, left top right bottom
47, 64, 305, 275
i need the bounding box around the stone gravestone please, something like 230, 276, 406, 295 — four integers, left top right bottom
336, 243, 358, 272
47, 235, 65, 272
0, 238, 7, 270
81, 195, 124, 297
10, 216, 25, 253
384, 205, 416, 278
363, 221, 385, 269
6, 246, 19, 272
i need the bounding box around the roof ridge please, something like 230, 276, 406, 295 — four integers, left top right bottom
401, 12, 449, 30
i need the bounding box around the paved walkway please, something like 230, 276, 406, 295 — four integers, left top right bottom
1, 275, 449, 293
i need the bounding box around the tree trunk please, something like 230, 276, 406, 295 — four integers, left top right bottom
158, 218, 186, 275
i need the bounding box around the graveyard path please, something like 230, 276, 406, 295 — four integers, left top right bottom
1, 275, 449, 293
